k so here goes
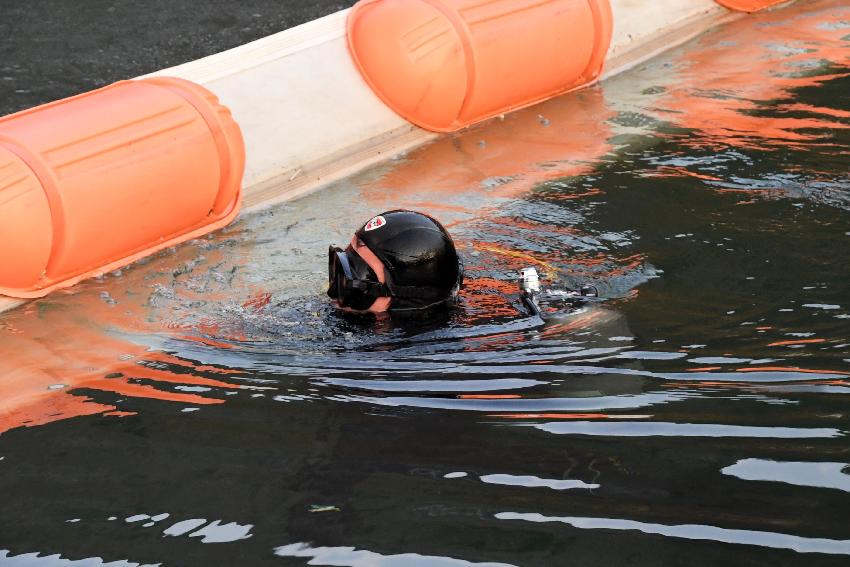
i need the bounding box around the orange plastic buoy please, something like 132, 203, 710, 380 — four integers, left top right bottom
0, 77, 244, 298
347, 0, 613, 132
715, 0, 788, 12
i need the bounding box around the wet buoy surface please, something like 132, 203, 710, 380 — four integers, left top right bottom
0, 77, 244, 298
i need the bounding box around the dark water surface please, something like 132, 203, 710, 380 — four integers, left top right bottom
1, 1, 849, 565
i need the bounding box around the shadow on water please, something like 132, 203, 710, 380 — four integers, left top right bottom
1, 0, 849, 565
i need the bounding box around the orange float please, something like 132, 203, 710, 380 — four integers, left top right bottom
716, 0, 789, 11
0, 77, 244, 298
347, 0, 613, 132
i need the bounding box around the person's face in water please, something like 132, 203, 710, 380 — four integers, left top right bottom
328, 235, 393, 314
327, 210, 464, 317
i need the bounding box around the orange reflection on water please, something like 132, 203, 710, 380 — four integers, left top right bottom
659, 0, 850, 152
460, 275, 521, 320
537, 308, 607, 340
472, 243, 561, 275
361, 87, 614, 217
766, 338, 827, 347
643, 166, 723, 182
0, 246, 249, 435
0, 303, 241, 435
736, 366, 850, 375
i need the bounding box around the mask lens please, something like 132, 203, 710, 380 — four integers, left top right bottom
328, 247, 339, 298
327, 246, 352, 302
327, 244, 383, 311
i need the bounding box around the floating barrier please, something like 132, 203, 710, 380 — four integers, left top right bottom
716, 0, 789, 12
0, 0, 803, 310
0, 77, 244, 298
347, 0, 613, 132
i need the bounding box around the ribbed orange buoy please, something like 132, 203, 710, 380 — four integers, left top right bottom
347, 0, 613, 132
0, 77, 244, 298
716, 0, 788, 12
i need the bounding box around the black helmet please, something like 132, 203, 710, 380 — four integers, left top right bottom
328, 210, 463, 313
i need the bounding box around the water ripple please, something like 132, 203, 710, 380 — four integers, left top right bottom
495, 512, 850, 555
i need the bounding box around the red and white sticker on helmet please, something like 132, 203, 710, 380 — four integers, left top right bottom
364, 215, 386, 232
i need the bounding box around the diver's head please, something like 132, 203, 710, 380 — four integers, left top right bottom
328, 210, 463, 314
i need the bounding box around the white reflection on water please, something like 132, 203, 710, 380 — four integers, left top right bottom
162, 518, 207, 536
444, 472, 468, 479
722, 458, 850, 492
533, 421, 842, 438
615, 351, 687, 360
659, 371, 850, 383
275, 542, 517, 566
157, 516, 253, 543
318, 378, 546, 393
688, 357, 753, 364
187, 520, 253, 543
0, 549, 157, 566
479, 473, 598, 491
495, 512, 850, 555
326, 392, 683, 412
